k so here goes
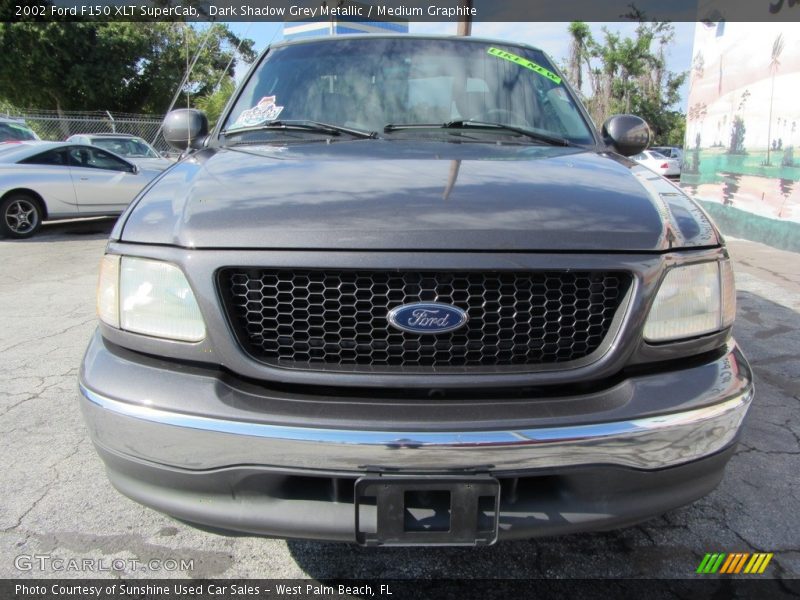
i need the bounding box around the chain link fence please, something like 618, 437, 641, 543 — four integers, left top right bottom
1, 109, 173, 154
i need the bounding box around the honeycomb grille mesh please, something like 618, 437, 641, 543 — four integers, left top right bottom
219, 269, 630, 369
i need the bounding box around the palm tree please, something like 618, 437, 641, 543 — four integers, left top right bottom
765, 33, 785, 165
194, 77, 235, 129
567, 22, 592, 93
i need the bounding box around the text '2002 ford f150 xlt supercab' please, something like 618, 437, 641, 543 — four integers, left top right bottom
79, 35, 753, 546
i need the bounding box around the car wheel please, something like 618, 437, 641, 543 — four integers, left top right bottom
0, 194, 43, 239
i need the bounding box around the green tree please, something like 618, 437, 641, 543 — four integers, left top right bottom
660, 110, 686, 146
129, 23, 255, 114
563, 21, 687, 146
567, 21, 592, 94
0, 23, 150, 115
0, 22, 255, 115
194, 77, 236, 128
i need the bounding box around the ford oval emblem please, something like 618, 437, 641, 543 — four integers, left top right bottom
387, 302, 468, 334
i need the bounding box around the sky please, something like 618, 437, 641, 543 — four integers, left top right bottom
225, 21, 696, 111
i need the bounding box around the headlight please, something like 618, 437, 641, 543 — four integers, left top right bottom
97, 254, 120, 328
643, 260, 736, 343
97, 255, 205, 342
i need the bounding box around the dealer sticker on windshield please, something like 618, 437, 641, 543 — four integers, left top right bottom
487, 47, 562, 85
230, 96, 284, 129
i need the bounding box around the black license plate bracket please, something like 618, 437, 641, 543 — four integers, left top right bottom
354, 475, 500, 546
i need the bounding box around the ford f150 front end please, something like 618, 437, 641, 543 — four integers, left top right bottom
78, 35, 753, 546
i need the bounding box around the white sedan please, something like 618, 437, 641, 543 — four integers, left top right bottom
66, 133, 173, 171
632, 149, 681, 179
0, 141, 164, 238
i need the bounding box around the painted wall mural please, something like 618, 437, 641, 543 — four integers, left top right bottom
681, 22, 800, 224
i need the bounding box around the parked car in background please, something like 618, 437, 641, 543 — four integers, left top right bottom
632, 149, 681, 178
0, 117, 40, 142
66, 133, 172, 171
651, 145, 684, 164
0, 141, 163, 238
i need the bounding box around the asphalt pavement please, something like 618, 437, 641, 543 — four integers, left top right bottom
1, 218, 798, 579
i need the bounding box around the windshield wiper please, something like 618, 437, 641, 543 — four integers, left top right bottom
222, 120, 377, 140
384, 121, 573, 146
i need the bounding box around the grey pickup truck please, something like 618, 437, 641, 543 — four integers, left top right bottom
79, 35, 753, 546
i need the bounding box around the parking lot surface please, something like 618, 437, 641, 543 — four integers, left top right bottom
1, 218, 798, 579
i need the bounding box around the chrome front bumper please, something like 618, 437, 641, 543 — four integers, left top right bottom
79, 333, 753, 474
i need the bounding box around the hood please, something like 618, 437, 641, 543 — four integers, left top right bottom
118, 140, 718, 252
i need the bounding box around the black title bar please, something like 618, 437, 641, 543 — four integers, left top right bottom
5, 0, 800, 22
5, 578, 800, 600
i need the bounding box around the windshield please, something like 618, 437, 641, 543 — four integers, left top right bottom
91, 137, 160, 158
0, 122, 37, 142
223, 38, 595, 144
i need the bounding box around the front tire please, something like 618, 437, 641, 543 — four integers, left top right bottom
0, 194, 43, 239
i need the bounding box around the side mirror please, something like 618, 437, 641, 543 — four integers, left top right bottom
163, 109, 209, 152
120, 160, 138, 174
601, 114, 652, 157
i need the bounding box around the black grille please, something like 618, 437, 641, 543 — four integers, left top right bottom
219, 269, 631, 369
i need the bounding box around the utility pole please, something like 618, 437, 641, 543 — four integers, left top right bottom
456, 0, 473, 36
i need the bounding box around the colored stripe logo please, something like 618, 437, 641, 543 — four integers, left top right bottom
697, 553, 773, 574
